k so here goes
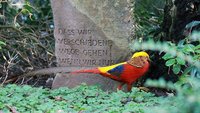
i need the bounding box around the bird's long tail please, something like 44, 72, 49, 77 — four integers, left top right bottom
70, 68, 101, 74
70, 68, 121, 81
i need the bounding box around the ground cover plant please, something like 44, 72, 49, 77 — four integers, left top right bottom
1, 76, 200, 113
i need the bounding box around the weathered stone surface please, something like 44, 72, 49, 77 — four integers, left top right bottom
51, 0, 133, 90
52, 73, 118, 91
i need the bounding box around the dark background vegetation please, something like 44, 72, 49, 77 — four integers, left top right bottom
134, 0, 200, 83
0, 0, 55, 87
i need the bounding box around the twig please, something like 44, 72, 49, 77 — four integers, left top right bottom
1, 64, 9, 85
6, 105, 19, 113
23, 77, 32, 85
33, 77, 39, 86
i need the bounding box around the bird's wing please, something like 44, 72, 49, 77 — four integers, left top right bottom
107, 64, 125, 76
98, 62, 127, 76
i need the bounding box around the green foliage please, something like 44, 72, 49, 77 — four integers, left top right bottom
0, 0, 52, 26
0, 0, 54, 84
0, 84, 157, 112
133, 0, 165, 40
145, 76, 200, 113
162, 39, 199, 75
1, 77, 200, 113
130, 37, 199, 77
130, 40, 199, 67
190, 31, 200, 41
0, 40, 6, 50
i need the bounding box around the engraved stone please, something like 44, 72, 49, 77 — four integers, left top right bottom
51, 0, 133, 91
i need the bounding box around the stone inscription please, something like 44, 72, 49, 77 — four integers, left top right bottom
56, 28, 116, 67
51, 0, 132, 90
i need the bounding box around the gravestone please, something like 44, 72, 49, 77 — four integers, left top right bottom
51, 0, 133, 91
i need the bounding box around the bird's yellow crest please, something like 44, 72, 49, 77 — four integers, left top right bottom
131, 51, 149, 58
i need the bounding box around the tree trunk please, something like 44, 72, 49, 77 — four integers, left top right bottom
162, 0, 200, 42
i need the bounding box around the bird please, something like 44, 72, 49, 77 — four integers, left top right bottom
71, 51, 150, 91
5, 51, 150, 91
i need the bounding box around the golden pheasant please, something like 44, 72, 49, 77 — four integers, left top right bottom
71, 51, 150, 91
5, 51, 150, 91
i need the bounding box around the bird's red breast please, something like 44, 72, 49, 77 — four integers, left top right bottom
119, 61, 150, 84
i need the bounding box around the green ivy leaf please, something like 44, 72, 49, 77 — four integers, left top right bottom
176, 57, 185, 65
0, 41, 6, 46
182, 66, 194, 76
194, 45, 200, 50
195, 50, 200, 53
0, 102, 5, 109
183, 44, 195, 53
22, 85, 32, 91
165, 59, 176, 67
162, 53, 174, 60
193, 55, 200, 60
173, 64, 181, 74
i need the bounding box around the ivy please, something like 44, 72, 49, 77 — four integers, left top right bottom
0, 84, 171, 112
1, 78, 200, 113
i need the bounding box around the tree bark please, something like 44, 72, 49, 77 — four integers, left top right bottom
162, 0, 200, 42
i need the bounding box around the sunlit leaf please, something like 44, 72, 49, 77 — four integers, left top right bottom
165, 59, 176, 67
162, 53, 174, 60
183, 44, 195, 53
176, 57, 185, 65
0, 41, 6, 46
173, 64, 181, 74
